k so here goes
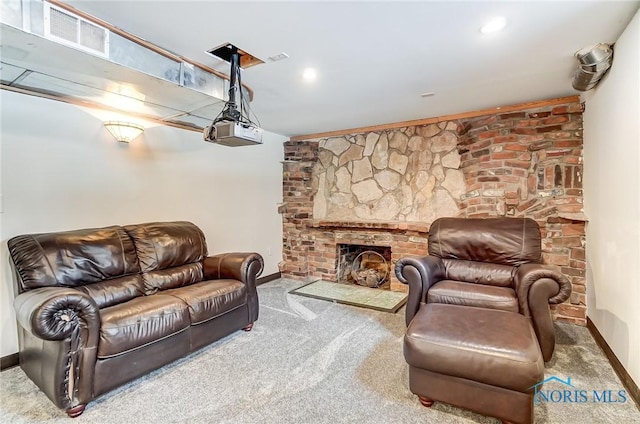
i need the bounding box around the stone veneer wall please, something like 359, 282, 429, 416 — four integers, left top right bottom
280, 99, 586, 325
313, 122, 463, 222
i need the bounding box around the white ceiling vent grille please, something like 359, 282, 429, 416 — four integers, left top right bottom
44, 3, 109, 58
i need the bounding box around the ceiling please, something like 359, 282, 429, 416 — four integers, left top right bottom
56, 1, 640, 137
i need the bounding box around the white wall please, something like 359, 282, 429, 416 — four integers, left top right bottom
583, 10, 640, 386
0, 91, 286, 357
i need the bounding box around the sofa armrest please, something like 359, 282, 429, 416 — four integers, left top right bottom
15, 287, 100, 341
395, 255, 446, 326
203, 253, 264, 324
14, 287, 100, 411
514, 263, 571, 361
203, 252, 264, 284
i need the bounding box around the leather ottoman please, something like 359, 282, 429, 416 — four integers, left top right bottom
403, 303, 544, 424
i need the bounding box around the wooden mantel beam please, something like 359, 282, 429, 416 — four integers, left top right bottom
290, 95, 581, 141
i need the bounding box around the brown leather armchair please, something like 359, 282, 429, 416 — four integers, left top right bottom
395, 217, 571, 361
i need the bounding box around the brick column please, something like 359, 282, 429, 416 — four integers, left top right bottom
280, 141, 318, 280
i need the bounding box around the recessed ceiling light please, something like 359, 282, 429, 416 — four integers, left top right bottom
302, 68, 317, 81
420, 92, 435, 98
480, 17, 507, 34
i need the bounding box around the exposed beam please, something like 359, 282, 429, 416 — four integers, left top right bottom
1, 84, 202, 134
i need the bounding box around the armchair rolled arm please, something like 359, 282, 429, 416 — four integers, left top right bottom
514, 264, 571, 314
514, 264, 571, 361
13, 287, 100, 411
395, 255, 446, 326
203, 252, 264, 284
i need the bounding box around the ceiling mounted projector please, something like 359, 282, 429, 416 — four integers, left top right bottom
204, 43, 263, 146
205, 121, 263, 147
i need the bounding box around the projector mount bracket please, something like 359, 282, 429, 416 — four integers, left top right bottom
203, 43, 264, 146
218, 46, 242, 123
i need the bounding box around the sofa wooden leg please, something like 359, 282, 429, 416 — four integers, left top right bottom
66, 404, 86, 418
418, 396, 434, 407
242, 323, 254, 332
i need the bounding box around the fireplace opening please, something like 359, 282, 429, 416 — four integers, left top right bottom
337, 244, 391, 289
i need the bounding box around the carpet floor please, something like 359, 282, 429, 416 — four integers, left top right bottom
1, 279, 638, 423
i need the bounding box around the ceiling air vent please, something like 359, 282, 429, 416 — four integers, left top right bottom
571, 43, 613, 91
44, 3, 109, 58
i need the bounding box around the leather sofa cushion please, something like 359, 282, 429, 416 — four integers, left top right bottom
164, 280, 246, 325
443, 259, 515, 287
124, 222, 207, 272
142, 262, 204, 294
428, 217, 541, 266
404, 304, 544, 392
98, 295, 190, 358
76, 275, 144, 308
8, 226, 140, 291
427, 280, 519, 313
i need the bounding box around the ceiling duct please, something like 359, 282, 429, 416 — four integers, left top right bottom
571, 43, 613, 91
0, 0, 241, 131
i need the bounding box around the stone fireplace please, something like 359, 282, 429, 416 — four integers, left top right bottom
280, 97, 587, 325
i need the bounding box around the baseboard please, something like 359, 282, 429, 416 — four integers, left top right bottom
257, 272, 281, 286
587, 317, 640, 409
1, 353, 19, 371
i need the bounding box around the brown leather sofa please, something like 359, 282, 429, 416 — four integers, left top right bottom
8, 221, 263, 417
395, 217, 572, 361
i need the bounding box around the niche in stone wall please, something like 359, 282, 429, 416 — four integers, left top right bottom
312, 122, 466, 222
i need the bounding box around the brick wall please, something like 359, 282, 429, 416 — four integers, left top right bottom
457, 102, 586, 325
281, 99, 586, 325
280, 141, 318, 279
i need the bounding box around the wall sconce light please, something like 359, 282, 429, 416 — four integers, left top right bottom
104, 121, 144, 143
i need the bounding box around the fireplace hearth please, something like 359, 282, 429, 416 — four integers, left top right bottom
284, 220, 430, 292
